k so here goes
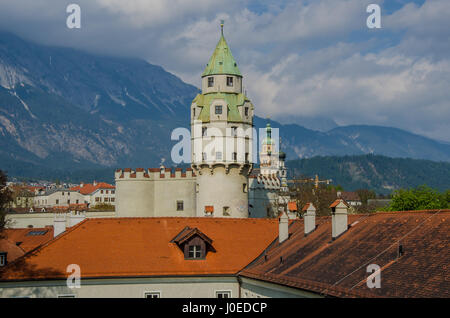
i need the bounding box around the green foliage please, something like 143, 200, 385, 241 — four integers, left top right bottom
388, 185, 449, 211
287, 154, 450, 194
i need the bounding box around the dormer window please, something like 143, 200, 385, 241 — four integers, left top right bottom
170, 226, 216, 261
215, 105, 222, 115
208, 77, 214, 87
227, 77, 233, 87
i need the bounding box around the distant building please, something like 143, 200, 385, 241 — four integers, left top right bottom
33, 181, 115, 209
337, 191, 362, 207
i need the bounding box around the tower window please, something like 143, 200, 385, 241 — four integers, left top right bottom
232, 152, 237, 161
193, 108, 196, 116
208, 77, 214, 87
202, 152, 207, 161
188, 245, 202, 259
243, 183, 248, 193
231, 126, 237, 136
245, 153, 249, 162
202, 127, 207, 136
215, 105, 222, 115
177, 200, 184, 211
227, 77, 233, 87
216, 152, 222, 160
223, 206, 230, 216
244, 107, 249, 116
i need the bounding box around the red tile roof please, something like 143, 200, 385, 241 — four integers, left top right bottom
1, 227, 54, 258
0, 217, 278, 281
70, 182, 115, 195
329, 199, 349, 208
240, 209, 450, 298
288, 201, 297, 212
302, 203, 311, 212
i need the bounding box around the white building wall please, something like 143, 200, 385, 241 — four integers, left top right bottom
0, 277, 239, 298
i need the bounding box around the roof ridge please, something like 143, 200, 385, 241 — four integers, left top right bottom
2, 218, 89, 268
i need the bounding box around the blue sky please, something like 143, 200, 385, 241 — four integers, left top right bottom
0, 0, 448, 142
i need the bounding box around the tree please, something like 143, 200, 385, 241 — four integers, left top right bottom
0, 170, 13, 234
388, 185, 448, 211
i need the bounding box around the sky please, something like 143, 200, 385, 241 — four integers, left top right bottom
0, 0, 449, 142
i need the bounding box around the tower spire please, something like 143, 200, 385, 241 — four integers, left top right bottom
220, 20, 224, 36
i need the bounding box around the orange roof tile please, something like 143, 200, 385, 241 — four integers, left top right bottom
288, 201, 297, 212
2, 227, 54, 254
0, 217, 278, 281
70, 182, 115, 195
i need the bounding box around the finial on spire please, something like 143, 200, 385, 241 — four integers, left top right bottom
220, 20, 224, 35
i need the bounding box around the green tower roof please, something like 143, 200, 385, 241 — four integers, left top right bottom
202, 26, 242, 77
192, 92, 253, 123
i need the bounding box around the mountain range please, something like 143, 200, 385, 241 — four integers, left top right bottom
0, 31, 449, 180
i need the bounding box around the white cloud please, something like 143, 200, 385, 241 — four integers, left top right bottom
0, 0, 448, 141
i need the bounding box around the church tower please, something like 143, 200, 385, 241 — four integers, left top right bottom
191, 22, 254, 218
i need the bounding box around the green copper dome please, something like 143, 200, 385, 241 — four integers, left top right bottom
202, 30, 242, 77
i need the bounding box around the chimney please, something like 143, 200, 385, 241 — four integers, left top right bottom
330, 199, 349, 239
93, 180, 97, 187
278, 210, 289, 243
80, 182, 84, 188
303, 203, 316, 235
69, 211, 86, 227
53, 213, 67, 237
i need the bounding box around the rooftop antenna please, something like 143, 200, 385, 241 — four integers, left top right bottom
220, 20, 224, 35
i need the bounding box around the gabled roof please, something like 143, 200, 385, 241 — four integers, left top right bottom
240, 209, 450, 298
70, 182, 115, 195
202, 33, 241, 77
1, 227, 54, 255
0, 217, 278, 281
329, 199, 349, 208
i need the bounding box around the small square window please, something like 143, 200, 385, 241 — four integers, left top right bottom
208, 77, 214, 87
216, 291, 231, 298
215, 105, 222, 115
227, 77, 233, 87
188, 245, 202, 259
144, 292, 161, 298
56, 199, 59, 204
177, 200, 184, 211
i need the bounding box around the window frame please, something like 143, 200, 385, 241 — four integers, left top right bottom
216, 290, 232, 298
187, 245, 203, 259
0, 252, 7, 267
208, 77, 214, 87
144, 291, 161, 298
226, 76, 233, 87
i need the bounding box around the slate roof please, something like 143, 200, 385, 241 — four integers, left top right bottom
240, 209, 450, 298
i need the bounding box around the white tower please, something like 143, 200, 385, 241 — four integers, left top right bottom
191, 22, 254, 218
